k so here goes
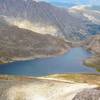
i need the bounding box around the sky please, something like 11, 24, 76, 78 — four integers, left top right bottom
36, 0, 100, 5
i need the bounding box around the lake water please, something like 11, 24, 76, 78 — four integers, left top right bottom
0, 48, 97, 76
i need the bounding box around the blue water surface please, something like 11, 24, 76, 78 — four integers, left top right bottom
0, 48, 97, 76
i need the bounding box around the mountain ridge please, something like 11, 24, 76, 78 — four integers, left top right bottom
0, 0, 100, 41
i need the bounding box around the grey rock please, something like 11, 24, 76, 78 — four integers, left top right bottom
73, 89, 100, 100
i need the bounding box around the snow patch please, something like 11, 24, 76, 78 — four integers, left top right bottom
83, 13, 100, 23
68, 5, 91, 13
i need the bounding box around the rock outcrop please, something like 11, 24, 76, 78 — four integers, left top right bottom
73, 89, 100, 100
83, 35, 100, 71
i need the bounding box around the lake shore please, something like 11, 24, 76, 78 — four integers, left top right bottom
0, 74, 99, 86
0, 47, 70, 65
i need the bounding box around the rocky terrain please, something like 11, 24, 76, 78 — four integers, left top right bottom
83, 35, 100, 53
0, 0, 100, 41
0, 18, 69, 63
73, 89, 100, 100
0, 75, 99, 100
83, 35, 100, 71
0, 0, 99, 64
68, 5, 100, 25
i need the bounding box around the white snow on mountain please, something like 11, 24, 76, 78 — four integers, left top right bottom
68, 5, 100, 24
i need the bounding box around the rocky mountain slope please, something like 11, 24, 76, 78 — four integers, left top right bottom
69, 5, 100, 25
83, 35, 100, 53
0, 18, 69, 63
0, 0, 100, 41
83, 35, 100, 70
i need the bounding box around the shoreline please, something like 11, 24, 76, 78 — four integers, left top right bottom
0, 47, 70, 64
0, 73, 99, 83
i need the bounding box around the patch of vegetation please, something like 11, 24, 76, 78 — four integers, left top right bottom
0, 51, 12, 64
85, 60, 99, 67
0, 51, 7, 56
0, 75, 37, 81
84, 56, 100, 72
97, 69, 100, 72
0, 60, 4, 64
46, 74, 100, 86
